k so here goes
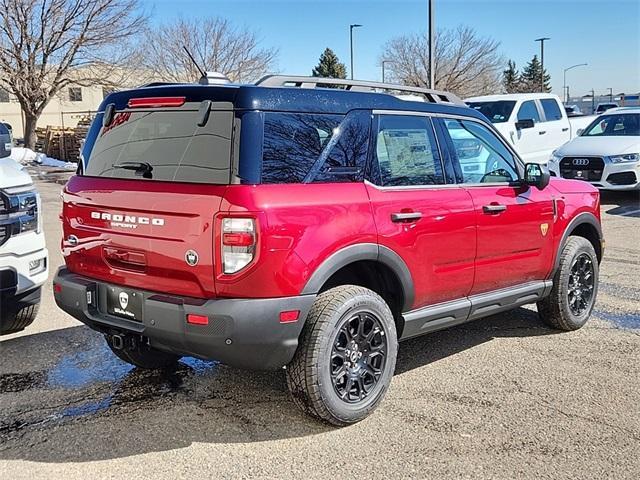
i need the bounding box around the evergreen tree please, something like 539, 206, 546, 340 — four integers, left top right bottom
312, 48, 347, 79
520, 55, 551, 93
502, 60, 520, 93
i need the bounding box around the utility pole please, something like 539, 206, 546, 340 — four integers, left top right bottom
563, 63, 587, 103
349, 24, 363, 80
590, 89, 595, 114
382, 60, 394, 83
534, 37, 550, 92
607, 87, 613, 102
428, 0, 435, 89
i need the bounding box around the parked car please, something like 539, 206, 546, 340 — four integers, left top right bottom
564, 105, 584, 117
53, 75, 603, 425
595, 102, 619, 115
0, 125, 48, 334
466, 93, 595, 164
548, 108, 640, 190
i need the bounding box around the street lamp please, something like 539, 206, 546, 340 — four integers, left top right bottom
381, 60, 394, 83
563, 63, 587, 103
534, 37, 550, 91
349, 24, 363, 80
428, 0, 435, 89
606, 87, 613, 102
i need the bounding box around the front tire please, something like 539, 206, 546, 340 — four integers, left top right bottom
537, 236, 599, 331
286, 285, 398, 426
0, 288, 41, 335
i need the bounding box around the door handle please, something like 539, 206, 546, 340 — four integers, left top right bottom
538, 130, 546, 135
391, 212, 422, 222
562, 127, 569, 132
482, 204, 507, 214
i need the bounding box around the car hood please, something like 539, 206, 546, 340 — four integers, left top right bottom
0, 157, 32, 189
556, 136, 640, 157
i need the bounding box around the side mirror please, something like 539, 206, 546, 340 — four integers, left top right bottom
515, 119, 535, 130
524, 163, 550, 190
576, 128, 584, 136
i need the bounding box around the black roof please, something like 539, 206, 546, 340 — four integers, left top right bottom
100, 83, 483, 121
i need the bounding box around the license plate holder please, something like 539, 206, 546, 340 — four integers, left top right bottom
106, 286, 143, 321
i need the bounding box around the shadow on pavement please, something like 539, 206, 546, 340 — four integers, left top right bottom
600, 190, 640, 217
0, 307, 555, 463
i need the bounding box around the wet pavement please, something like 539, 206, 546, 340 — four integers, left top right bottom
0, 181, 638, 479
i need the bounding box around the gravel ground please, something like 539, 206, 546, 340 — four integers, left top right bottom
1, 178, 638, 479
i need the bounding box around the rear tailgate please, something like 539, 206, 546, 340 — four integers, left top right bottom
62, 177, 226, 298
62, 90, 236, 298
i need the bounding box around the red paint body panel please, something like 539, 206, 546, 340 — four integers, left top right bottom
465, 185, 556, 294
365, 184, 476, 309
216, 183, 377, 298
61, 174, 601, 311
62, 176, 226, 298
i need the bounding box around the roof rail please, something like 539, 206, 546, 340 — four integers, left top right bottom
255, 75, 465, 106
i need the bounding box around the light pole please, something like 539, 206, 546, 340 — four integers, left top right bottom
534, 37, 550, 91
563, 63, 587, 103
349, 24, 363, 80
382, 60, 394, 83
428, 0, 435, 89
606, 87, 613, 102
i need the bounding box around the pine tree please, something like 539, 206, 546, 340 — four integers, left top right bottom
502, 60, 520, 93
520, 55, 551, 93
311, 48, 347, 79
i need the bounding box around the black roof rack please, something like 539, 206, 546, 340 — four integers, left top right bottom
255, 75, 465, 106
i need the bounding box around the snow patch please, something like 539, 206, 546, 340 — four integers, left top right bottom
9, 147, 76, 170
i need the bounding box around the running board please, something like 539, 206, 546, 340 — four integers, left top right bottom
400, 280, 552, 340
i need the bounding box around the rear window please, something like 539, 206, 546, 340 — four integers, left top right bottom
83, 101, 233, 184
261, 111, 370, 183
0, 123, 8, 135
467, 101, 515, 123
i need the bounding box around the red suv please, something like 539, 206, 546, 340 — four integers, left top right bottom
54, 76, 603, 425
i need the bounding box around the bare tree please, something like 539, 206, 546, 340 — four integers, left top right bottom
380, 26, 504, 98
0, 0, 146, 148
141, 18, 278, 84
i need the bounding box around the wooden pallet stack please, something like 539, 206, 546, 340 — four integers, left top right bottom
35, 116, 93, 162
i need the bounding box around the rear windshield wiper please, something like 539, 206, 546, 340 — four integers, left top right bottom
112, 162, 153, 178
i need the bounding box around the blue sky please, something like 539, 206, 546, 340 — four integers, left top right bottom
147, 0, 640, 96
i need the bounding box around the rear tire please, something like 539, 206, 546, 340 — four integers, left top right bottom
537, 236, 599, 331
106, 336, 182, 369
286, 285, 398, 426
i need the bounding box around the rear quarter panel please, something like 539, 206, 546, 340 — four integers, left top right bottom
217, 183, 376, 298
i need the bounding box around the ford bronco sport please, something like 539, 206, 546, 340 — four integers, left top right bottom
53, 75, 603, 425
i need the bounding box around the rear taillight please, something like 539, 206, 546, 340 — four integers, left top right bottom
222, 218, 256, 274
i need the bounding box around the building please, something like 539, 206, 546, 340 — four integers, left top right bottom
0, 84, 108, 140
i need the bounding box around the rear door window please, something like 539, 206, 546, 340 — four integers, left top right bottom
83, 102, 234, 184
517, 101, 541, 123
372, 115, 444, 187
540, 99, 563, 121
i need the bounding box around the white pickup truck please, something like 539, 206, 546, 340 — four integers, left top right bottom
0, 128, 48, 334
465, 93, 595, 164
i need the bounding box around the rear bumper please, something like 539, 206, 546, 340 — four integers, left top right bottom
53, 267, 315, 370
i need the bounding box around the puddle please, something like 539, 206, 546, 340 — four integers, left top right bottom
595, 310, 640, 329
60, 397, 113, 418
47, 345, 134, 389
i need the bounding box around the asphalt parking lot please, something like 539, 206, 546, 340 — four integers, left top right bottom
1, 177, 638, 479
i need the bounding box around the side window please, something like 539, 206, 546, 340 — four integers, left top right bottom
540, 99, 563, 121
517, 101, 540, 123
261, 113, 342, 183
373, 115, 444, 187
443, 118, 519, 184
